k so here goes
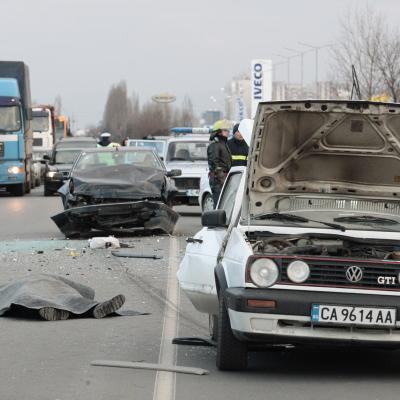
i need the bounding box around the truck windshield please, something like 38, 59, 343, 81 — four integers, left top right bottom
0, 106, 21, 132
166, 141, 208, 162
32, 116, 50, 132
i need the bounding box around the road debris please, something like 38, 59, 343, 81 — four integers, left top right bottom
172, 337, 216, 347
88, 236, 120, 249
90, 360, 209, 375
111, 250, 163, 259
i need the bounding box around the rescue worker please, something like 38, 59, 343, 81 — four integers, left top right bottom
207, 120, 231, 207
97, 132, 120, 148
227, 123, 249, 167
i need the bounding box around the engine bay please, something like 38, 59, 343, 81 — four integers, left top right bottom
249, 233, 400, 260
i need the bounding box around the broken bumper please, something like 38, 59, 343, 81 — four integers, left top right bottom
51, 201, 179, 237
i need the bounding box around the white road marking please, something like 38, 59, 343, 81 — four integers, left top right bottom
153, 236, 180, 400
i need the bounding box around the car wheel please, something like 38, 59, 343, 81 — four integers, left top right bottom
216, 293, 248, 371
35, 178, 41, 187
202, 193, 214, 212
44, 186, 53, 196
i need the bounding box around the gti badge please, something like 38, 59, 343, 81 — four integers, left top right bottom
346, 266, 363, 283
377, 276, 397, 285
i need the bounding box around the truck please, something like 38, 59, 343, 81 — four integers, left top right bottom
0, 61, 33, 196
32, 105, 55, 152
54, 115, 70, 142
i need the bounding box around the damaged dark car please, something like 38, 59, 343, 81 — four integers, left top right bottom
51, 147, 181, 237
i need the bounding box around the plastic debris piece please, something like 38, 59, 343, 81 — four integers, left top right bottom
90, 360, 209, 375
172, 337, 216, 347
88, 236, 120, 249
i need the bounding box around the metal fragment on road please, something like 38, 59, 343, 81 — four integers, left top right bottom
91, 360, 209, 375
111, 250, 163, 259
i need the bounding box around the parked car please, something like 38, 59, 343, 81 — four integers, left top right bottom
43, 148, 83, 196
54, 136, 97, 149
52, 147, 181, 237
127, 139, 167, 159
164, 135, 209, 206
178, 100, 400, 370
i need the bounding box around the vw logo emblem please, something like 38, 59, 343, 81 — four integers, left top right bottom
346, 266, 363, 283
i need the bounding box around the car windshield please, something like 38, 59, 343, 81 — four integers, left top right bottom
31, 115, 50, 132
166, 141, 208, 162
75, 150, 162, 171
54, 150, 81, 164
0, 106, 21, 132
56, 140, 96, 149
129, 140, 165, 156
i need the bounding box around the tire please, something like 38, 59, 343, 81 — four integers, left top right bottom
216, 293, 248, 371
202, 193, 214, 212
11, 183, 25, 196
44, 186, 53, 196
35, 178, 41, 187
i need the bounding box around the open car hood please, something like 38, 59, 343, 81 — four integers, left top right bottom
245, 100, 400, 218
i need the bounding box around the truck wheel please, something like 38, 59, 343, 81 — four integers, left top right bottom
202, 193, 214, 212
11, 184, 25, 196
216, 294, 248, 370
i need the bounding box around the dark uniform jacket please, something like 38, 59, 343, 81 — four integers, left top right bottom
207, 136, 232, 173
227, 137, 249, 167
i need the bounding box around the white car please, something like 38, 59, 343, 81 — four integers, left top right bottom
164, 135, 209, 206
178, 100, 400, 370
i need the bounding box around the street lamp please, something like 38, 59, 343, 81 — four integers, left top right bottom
298, 42, 332, 99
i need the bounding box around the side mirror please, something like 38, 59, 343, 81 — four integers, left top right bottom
167, 169, 182, 177
43, 154, 50, 161
201, 210, 227, 228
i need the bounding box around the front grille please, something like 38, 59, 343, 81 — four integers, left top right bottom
173, 177, 200, 190
276, 257, 400, 291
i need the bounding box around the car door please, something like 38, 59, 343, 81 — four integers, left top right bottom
177, 169, 245, 314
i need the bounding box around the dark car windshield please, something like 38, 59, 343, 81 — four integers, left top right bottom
0, 106, 21, 132
54, 150, 81, 164
75, 150, 163, 171
31, 115, 50, 132
166, 141, 208, 162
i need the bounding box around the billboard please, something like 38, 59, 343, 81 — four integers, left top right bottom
251, 59, 272, 117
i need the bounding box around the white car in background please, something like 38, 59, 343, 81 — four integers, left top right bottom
164, 135, 209, 206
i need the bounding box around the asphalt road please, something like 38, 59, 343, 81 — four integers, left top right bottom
2, 187, 400, 400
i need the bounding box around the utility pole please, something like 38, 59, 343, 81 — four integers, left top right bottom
298, 42, 331, 99
273, 54, 297, 99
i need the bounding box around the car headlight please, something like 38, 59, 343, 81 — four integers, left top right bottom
8, 166, 23, 174
287, 260, 310, 283
249, 258, 279, 288
46, 171, 57, 178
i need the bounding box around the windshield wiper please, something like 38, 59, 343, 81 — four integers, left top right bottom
334, 215, 398, 226
253, 212, 346, 232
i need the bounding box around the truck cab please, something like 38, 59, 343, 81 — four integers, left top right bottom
32, 106, 55, 152
0, 62, 32, 196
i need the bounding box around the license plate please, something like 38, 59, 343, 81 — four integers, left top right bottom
311, 304, 396, 327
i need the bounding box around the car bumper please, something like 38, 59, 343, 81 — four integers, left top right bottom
224, 288, 400, 345
44, 179, 64, 192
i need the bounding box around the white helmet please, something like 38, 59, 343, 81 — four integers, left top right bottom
100, 132, 111, 138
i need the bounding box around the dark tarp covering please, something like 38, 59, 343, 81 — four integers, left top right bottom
52, 201, 179, 237
71, 164, 166, 199
0, 274, 103, 315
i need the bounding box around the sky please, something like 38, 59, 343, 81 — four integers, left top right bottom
1, 0, 400, 128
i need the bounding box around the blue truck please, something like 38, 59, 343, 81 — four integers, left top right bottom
0, 61, 33, 196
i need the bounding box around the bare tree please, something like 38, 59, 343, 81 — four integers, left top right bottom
331, 5, 385, 99
377, 30, 400, 102
102, 81, 132, 141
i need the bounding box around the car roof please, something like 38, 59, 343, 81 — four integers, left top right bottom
80, 147, 157, 153
59, 137, 96, 142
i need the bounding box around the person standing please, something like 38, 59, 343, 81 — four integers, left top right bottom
97, 132, 120, 148
207, 120, 232, 207
227, 123, 249, 167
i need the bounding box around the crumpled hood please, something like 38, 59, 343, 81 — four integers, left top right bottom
245, 100, 400, 218
71, 164, 165, 199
